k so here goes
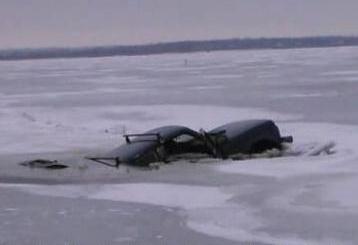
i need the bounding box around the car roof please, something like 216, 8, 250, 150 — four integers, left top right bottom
209, 120, 276, 139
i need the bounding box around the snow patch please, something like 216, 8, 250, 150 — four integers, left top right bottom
0, 183, 233, 210
322, 177, 358, 210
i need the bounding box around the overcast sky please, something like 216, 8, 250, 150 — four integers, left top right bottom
1, 0, 357, 49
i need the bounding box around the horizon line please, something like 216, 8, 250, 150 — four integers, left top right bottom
1, 35, 358, 61
2, 35, 358, 52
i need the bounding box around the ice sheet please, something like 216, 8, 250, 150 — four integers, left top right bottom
1, 46, 358, 244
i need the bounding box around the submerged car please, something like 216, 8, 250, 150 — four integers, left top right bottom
87, 119, 293, 167
87, 125, 212, 167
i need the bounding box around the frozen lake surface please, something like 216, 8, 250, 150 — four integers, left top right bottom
0, 47, 357, 244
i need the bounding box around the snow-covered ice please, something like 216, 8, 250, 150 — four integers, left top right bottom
0, 46, 357, 245
3, 183, 233, 210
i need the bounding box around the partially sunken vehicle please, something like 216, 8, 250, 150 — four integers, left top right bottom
87, 125, 213, 167
87, 119, 293, 167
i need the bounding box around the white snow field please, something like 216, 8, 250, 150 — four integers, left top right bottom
0, 47, 357, 245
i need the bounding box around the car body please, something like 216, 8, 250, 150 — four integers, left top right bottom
87, 125, 211, 167
87, 119, 292, 167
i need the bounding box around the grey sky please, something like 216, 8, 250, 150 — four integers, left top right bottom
1, 0, 357, 48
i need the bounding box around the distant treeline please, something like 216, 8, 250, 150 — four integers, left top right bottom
1, 36, 358, 61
